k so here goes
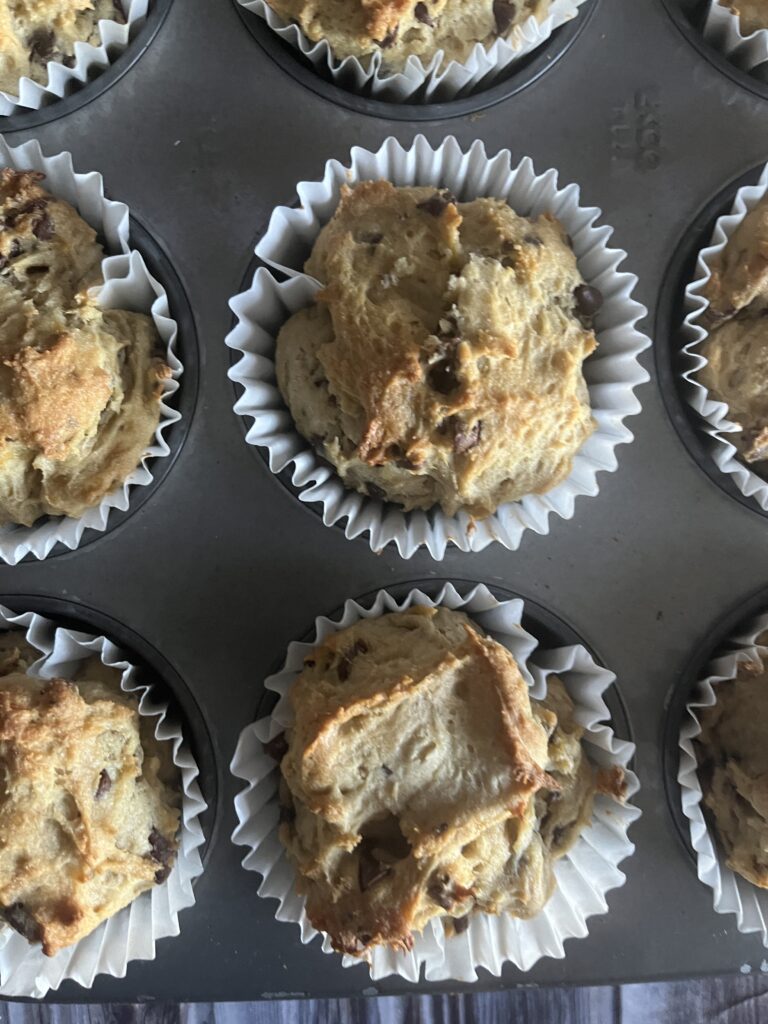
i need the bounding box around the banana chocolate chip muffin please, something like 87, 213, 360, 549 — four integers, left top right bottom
695, 654, 768, 889
700, 194, 768, 468
265, 606, 625, 956
0, 631, 181, 957
265, 0, 552, 70
0, 0, 125, 94
0, 169, 170, 528
718, 0, 768, 34
276, 181, 598, 517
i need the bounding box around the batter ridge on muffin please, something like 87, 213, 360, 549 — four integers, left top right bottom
699, 194, 768, 470
0, 168, 171, 528
269, 606, 621, 957
695, 654, 768, 890
0, 632, 181, 957
276, 181, 598, 518
0, 0, 125, 94
265, 0, 553, 71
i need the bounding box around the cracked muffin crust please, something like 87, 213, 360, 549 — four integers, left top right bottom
0, 630, 181, 957
264, 0, 553, 70
276, 181, 598, 518
695, 654, 768, 890
0, 0, 125, 94
266, 606, 625, 957
700, 195, 768, 470
719, 0, 768, 35
0, 169, 171, 528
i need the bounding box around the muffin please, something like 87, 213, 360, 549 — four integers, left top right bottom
699, 195, 768, 469
263, 0, 553, 70
0, 0, 125, 93
718, 0, 768, 34
0, 169, 171, 528
0, 631, 181, 957
266, 605, 625, 956
275, 181, 598, 517
695, 656, 768, 889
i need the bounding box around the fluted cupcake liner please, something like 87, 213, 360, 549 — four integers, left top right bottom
237, 0, 588, 102
678, 609, 768, 947
0, 604, 207, 998
0, 0, 148, 115
227, 135, 649, 560
231, 583, 640, 982
681, 162, 768, 510
0, 137, 182, 564
702, 0, 768, 72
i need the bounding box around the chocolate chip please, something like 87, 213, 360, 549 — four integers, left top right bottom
359, 848, 391, 892
278, 803, 295, 825
2, 902, 41, 942
304, 659, 316, 667
427, 356, 459, 395
381, 764, 393, 776
95, 769, 112, 799
361, 232, 383, 245
376, 26, 398, 47
415, 2, 434, 25
338, 656, 352, 682
453, 420, 482, 455
434, 822, 448, 835
524, 233, 543, 247
28, 28, 54, 62
148, 828, 175, 884
428, 879, 454, 910
62, 54, 76, 68
551, 825, 567, 847
366, 482, 387, 501
396, 457, 416, 470
263, 731, 289, 761
25, 265, 49, 276
9, 240, 21, 259
417, 191, 456, 217
573, 284, 603, 325
353, 639, 368, 655
452, 915, 469, 934
360, 932, 373, 944
493, 0, 516, 34
32, 213, 53, 241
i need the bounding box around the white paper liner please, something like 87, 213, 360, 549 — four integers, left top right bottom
702, 0, 768, 72
0, 136, 182, 564
0, 0, 148, 116
0, 603, 207, 998
681, 162, 768, 510
238, 0, 588, 102
227, 135, 649, 560
231, 583, 640, 982
677, 609, 768, 947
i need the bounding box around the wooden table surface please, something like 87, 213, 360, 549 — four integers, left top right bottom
2, 977, 768, 1024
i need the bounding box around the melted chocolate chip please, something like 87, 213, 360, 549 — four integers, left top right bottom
62, 54, 76, 68
2, 902, 42, 942
278, 803, 296, 825
417, 191, 456, 217
524, 233, 543, 247
148, 827, 175, 884
381, 764, 393, 776
415, 2, 434, 25
376, 26, 398, 47
359, 848, 391, 892
28, 28, 54, 62
304, 658, 316, 667
434, 822, 448, 835
493, 0, 516, 34
427, 356, 459, 395
452, 915, 469, 934
573, 284, 603, 325
453, 420, 482, 455
428, 879, 454, 910
359, 932, 373, 944
337, 638, 369, 681
263, 731, 289, 761
361, 232, 383, 245
32, 213, 53, 241
95, 769, 112, 799
551, 825, 568, 848
9, 240, 21, 259
366, 481, 387, 501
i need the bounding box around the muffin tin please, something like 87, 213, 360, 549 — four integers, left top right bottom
3, 0, 768, 1003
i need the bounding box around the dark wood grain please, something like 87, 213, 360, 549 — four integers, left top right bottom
1, 979, 767, 1024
